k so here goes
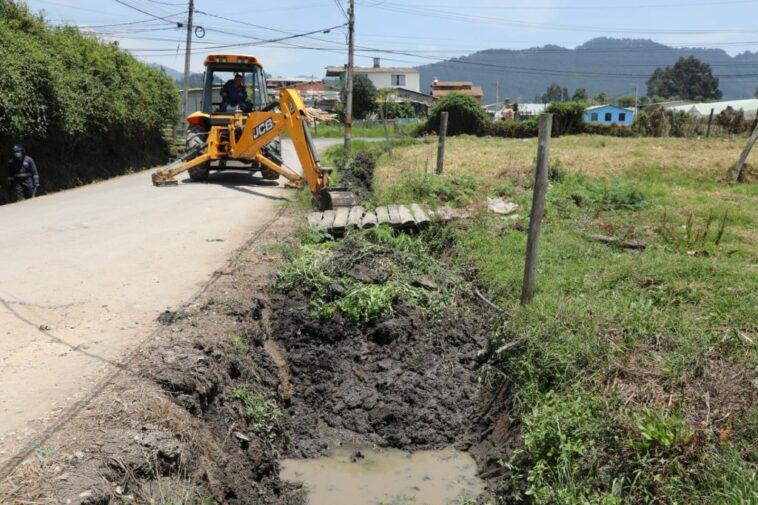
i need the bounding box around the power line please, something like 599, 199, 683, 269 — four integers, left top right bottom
72, 17, 182, 29
111, 0, 185, 25
333, 0, 349, 21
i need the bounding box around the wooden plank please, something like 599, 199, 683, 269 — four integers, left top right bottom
397, 205, 416, 227
318, 210, 336, 230
375, 206, 390, 225
307, 212, 323, 229
347, 206, 364, 228
361, 211, 378, 229
332, 206, 350, 233
410, 204, 430, 225
387, 205, 402, 225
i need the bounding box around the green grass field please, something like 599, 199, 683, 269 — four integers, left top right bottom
361, 135, 757, 503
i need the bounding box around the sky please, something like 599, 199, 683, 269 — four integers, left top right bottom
25, 0, 758, 79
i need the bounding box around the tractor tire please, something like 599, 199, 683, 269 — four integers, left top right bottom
261, 168, 280, 180
186, 125, 210, 182
260, 138, 282, 181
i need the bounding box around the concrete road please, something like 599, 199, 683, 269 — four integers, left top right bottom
0, 139, 338, 462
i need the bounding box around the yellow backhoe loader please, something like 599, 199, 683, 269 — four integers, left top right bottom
152, 54, 356, 210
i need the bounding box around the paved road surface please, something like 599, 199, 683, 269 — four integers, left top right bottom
0, 139, 338, 463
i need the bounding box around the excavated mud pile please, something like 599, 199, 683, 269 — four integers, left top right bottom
145, 312, 304, 505
273, 295, 489, 457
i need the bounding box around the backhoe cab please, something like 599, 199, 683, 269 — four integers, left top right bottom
151, 54, 355, 211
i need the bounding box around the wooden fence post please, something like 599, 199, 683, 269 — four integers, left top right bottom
521, 113, 553, 305
381, 105, 393, 157
436, 111, 449, 175
706, 108, 714, 138
729, 121, 758, 183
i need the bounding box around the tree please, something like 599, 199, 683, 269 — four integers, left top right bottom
425, 92, 488, 135
617, 95, 636, 108
571, 88, 588, 102
562, 87, 569, 101
540, 83, 564, 103
645, 56, 721, 100
593, 92, 608, 104
348, 74, 377, 119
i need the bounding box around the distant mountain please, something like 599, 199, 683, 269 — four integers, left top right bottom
417, 37, 758, 103
150, 64, 182, 81
150, 64, 204, 87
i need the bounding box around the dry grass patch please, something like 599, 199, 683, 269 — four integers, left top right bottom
374, 135, 750, 192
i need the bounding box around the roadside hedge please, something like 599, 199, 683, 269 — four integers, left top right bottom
0, 1, 179, 202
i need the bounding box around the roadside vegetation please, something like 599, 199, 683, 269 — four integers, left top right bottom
313, 134, 757, 503
0, 1, 178, 203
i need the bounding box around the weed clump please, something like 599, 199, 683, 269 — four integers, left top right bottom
230, 386, 283, 438
274, 245, 332, 295
553, 173, 647, 209
381, 172, 478, 207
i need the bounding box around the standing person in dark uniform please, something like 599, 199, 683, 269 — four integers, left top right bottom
6, 144, 40, 202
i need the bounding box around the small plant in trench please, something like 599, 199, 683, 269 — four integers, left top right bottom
221, 298, 241, 315
229, 386, 283, 436
228, 331, 249, 354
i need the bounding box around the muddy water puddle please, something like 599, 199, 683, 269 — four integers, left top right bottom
281, 445, 483, 505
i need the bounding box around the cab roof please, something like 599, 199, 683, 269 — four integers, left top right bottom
204, 54, 262, 67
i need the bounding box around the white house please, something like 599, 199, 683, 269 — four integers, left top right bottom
326, 58, 420, 93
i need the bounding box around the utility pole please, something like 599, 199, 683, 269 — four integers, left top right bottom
181, 0, 194, 121
632, 83, 639, 118
343, 0, 355, 157
495, 79, 499, 108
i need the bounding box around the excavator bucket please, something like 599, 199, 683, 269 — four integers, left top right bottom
152, 171, 179, 186
312, 188, 358, 211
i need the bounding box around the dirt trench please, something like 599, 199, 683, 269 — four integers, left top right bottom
0, 216, 515, 504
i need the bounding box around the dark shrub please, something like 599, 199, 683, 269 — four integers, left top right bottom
425, 92, 488, 136
546, 101, 587, 136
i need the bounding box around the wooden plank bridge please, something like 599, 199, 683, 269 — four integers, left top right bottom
306, 204, 469, 234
